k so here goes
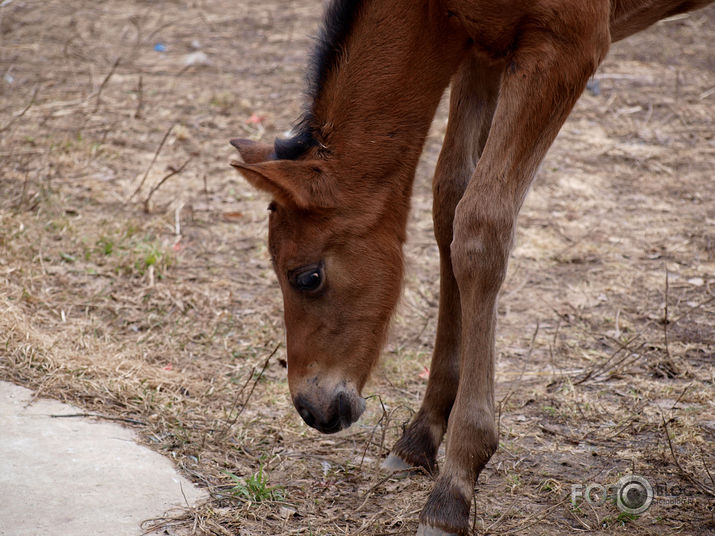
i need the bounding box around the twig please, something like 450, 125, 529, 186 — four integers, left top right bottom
173, 200, 184, 244
50, 412, 146, 426
550, 304, 641, 351
699, 86, 715, 100
94, 57, 121, 113
493, 467, 608, 534
0, 85, 39, 133
497, 493, 572, 534
143, 157, 192, 213
217, 345, 278, 439
134, 75, 144, 119
485, 495, 521, 532
674, 69, 681, 103
129, 122, 176, 201
699, 447, 714, 487
14, 170, 30, 210
672, 295, 714, 324
498, 322, 538, 439
670, 383, 691, 411
539, 423, 580, 445
359, 394, 389, 469
601, 341, 646, 381
567, 506, 592, 531
215, 371, 256, 440
525, 321, 540, 362
663, 267, 672, 360
235, 347, 276, 419
352, 507, 388, 536
353, 467, 423, 515
547, 315, 561, 378
574, 334, 641, 385
660, 414, 714, 496
606, 401, 647, 439
202, 173, 210, 207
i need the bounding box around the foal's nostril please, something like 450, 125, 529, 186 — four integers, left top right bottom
295, 398, 316, 428
299, 407, 315, 427
294, 391, 360, 433
337, 391, 352, 426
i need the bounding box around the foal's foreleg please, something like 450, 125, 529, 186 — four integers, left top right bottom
417, 19, 610, 536
385, 57, 500, 474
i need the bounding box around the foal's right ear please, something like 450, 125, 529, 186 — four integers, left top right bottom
230, 138, 336, 209
231, 160, 334, 209
230, 138, 275, 164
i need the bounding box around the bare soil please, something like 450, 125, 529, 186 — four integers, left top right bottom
1, 1, 713, 535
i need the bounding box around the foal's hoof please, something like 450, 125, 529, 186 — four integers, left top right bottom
381, 453, 412, 473
416, 524, 458, 536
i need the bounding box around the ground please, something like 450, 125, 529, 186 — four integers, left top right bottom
0, 381, 206, 536
0, 1, 713, 535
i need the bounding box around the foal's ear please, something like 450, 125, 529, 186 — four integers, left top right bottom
230, 155, 333, 211
230, 138, 335, 209
230, 138, 275, 164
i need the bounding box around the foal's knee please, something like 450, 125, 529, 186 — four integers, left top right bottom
433, 176, 469, 251
450, 202, 514, 296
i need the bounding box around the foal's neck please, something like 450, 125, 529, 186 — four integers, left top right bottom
311, 0, 468, 230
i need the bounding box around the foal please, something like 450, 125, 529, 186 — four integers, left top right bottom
231, 0, 712, 534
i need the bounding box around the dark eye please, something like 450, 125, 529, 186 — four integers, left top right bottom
289, 263, 324, 293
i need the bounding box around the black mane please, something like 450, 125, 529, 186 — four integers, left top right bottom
274, 0, 363, 160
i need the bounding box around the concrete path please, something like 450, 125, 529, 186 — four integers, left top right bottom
0, 381, 206, 536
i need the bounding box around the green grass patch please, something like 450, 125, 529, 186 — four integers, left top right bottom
224, 464, 284, 503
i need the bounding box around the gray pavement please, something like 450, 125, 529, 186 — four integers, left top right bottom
0, 381, 206, 536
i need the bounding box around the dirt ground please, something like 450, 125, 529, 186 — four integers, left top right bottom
0, 1, 713, 535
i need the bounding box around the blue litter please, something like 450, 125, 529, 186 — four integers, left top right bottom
154, 43, 167, 52
586, 78, 601, 97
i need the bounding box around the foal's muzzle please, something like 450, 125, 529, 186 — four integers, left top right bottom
293, 389, 366, 434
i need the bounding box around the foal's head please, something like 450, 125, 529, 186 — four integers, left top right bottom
231, 138, 404, 434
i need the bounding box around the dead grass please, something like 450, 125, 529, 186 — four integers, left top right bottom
1, 1, 713, 535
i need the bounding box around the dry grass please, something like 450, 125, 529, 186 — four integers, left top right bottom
1, 1, 713, 535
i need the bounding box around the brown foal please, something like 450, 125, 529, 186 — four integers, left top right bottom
230, 0, 712, 534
